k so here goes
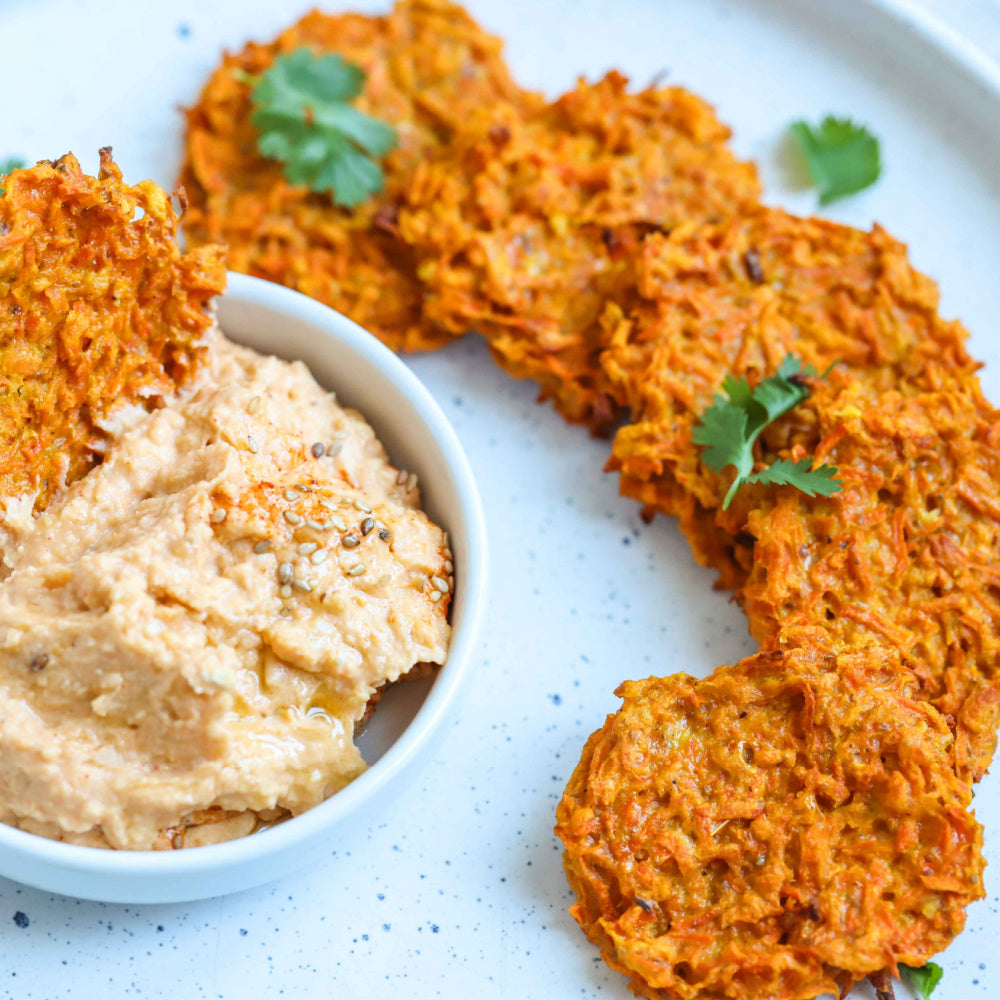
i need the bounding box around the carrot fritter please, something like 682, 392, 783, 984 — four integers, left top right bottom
179, 0, 537, 353
602, 209, 977, 586
399, 72, 761, 432
556, 645, 985, 1000
0, 150, 225, 511
725, 377, 1000, 783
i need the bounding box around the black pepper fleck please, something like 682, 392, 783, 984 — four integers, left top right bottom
744, 247, 764, 284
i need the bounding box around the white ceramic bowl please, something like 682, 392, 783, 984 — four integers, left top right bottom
0, 273, 488, 903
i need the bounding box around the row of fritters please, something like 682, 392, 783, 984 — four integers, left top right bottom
558, 294, 999, 998
179, 3, 1000, 998
179, 0, 761, 396
556, 214, 1000, 999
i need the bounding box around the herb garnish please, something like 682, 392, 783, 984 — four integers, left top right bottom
790, 116, 880, 205
0, 157, 26, 196
692, 354, 841, 509
900, 962, 944, 1000
243, 49, 397, 208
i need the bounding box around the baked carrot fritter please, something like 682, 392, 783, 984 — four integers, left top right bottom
399, 72, 760, 432
602, 208, 978, 588
729, 377, 1000, 783
598, 208, 1000, 780
179, 0, 538, 353
556, 645, 985, 1000
0, 151, 225, 511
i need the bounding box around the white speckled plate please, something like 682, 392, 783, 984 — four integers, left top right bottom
0, 0, 997, 996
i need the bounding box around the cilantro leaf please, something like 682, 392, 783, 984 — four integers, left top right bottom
747, 458, 840, 498
691, 397, 751, 482
790, 116, 880, 205
692, 354, 842, 509
0, 157, 26, 197
900, 962, 944, 1000
246, 49, 397, 208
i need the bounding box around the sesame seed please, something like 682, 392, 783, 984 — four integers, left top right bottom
311, 442, 325, 459
211, 508, 227, 523
295, 484, 312, 493
283, 490, 299, 503
277, 562, 294, 584
321, 519, 336, 532
319, 500, 338, 512
445, 560, 454, 573
333, 429, 349, 439
379, 528, 393, 543
298, 542, 318, 555
407, 473, 418, 491
280, 584, 292, 598
247, 436, 260, 454
253, 540, 271, 554
347, 564, 366, 577
305, 519, 323, 531
248, 395, 261, 414
310, 549, 328, 565
361, 517, 375, 536
293, 578, 312, 592
431, 575, 450, 593
353, 499, 372, 513
342, 535, 360, 549
279, 606, 292, 617
283, 511, 302, 526
429, 590, 442, 602
396, 469, 408, 485
327, 441, 343, 457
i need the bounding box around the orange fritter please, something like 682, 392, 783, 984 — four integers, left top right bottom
398, 72, 761, 432
556, 645, 985, 1000
180, 0, 537, 352
0, 150, 225, 511
723, 376, 1000, 783
602, 209, 977, 586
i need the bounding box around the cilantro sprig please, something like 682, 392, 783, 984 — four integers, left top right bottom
790, 116, 880, 205
0, 157, 26, 197
244, 49, 397, 208
692, 354, 841, 509
900, 962, 944, 1000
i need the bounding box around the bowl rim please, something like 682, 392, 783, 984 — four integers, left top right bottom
0, 272, 488, 880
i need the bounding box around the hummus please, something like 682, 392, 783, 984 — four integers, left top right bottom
0, 331, 452, 850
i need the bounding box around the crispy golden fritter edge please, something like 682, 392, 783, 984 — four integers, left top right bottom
0, 149, 226, 510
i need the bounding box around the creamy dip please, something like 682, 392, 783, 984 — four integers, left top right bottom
0, 331, 452, 850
